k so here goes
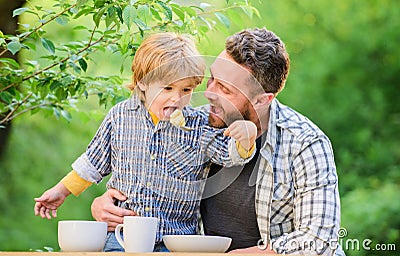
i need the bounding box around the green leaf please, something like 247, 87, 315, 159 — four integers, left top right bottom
76, 0, 89, 7
150, 7, 162, 21
240, 6, 260, 19
7, 41, 22, 55
50, 81, 62, 91
215, 12, 230, 28
122, 5, 137, 29
198, 25, 209, 34
73, 25, 87, 30
74, 7, 94, 19
93, 6, 107, 27
157, 1, 173, 21
0, 92, 13, 104
105, 9, 116, 28
41, 38, 56, 54
182, 6, 197, 17
55, 16, 69, 25
53, 108, 61, 119
134, 18, 148, 33
197, 16, 212, 29
0, 58, 20, 68
55, 87, 68, 100
171, 4, 185, 22
30, 108, 40, 116
78, 58, 88, 72
137, 4, 151, 23
119, 31, 130, 54
68, 61, 81, 73
116, 6, 123, 23
94, 0, 107, 8
61, 110, 72, 122
12, 7, 29, 17
59, 62, 66, 71
107, 6, 116, 17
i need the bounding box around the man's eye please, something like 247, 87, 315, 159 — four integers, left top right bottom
164, 86, 172, 91
183, 88, 193, 92
220, 84, 230, 94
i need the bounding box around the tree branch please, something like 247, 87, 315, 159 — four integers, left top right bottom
0, 4, 77, 58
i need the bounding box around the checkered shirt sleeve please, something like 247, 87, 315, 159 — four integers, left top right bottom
256, 99, 343, 255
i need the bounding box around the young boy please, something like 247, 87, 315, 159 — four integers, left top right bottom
34, 32, 256, 251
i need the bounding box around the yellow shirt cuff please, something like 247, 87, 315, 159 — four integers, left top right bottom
61, 170, 92, 196
236, 141, 256, 159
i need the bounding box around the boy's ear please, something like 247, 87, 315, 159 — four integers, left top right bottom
252, 93, 275, 109
137, 82, 147, 91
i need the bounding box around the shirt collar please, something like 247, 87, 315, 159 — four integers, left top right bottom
127, 93, 142, 110
264, 99, 279, 152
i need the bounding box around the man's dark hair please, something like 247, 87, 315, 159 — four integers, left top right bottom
225, 28, 290, 94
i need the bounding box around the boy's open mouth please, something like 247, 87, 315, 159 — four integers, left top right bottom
163, 106, 178, 118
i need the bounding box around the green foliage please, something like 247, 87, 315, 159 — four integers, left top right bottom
0, 0, 399, 254
341, 183, 400, 255
0, 103, 107, 251
0, 0, 256, 126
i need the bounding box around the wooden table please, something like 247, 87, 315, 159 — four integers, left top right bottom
0, 253, 275, 256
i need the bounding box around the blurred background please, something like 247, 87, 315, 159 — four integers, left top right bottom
0, 0, 399, 255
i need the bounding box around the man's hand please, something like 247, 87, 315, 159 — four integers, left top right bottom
91, 188, 137, 231
228, 245, 275, 254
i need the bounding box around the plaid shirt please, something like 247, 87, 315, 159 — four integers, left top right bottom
71, 94, 250, 242
199, 98, 343, 255
253, 99, 344, 255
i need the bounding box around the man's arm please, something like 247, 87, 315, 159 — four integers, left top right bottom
91, 188, 137, 231
271, 135, 342, 255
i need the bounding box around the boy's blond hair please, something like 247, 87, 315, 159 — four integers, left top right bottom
129, 32, 206, 101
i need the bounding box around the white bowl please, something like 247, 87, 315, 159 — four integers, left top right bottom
58, 220, 107, 252
163, 235, 232, 252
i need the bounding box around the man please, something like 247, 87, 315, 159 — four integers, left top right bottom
91, 28, 344, 255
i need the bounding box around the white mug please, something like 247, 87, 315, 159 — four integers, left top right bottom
58, 220, 107, 252
115, 216, 158, 252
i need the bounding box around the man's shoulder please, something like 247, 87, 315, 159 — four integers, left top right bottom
274, 100, 327, 141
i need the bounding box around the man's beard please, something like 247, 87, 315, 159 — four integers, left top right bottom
208, 101, 252, 128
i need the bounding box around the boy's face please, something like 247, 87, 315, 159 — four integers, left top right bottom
144, 79, 196, 120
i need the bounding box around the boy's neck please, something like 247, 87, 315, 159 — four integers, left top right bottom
149, 110, 159, 125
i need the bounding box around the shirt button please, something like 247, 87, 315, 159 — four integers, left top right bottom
150, 154, 156, 160
146, 182, 151, 187
145, 207, 150, 212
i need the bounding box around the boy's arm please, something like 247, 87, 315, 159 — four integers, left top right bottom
202, 120, 257, 167
236, 141, 255, 159
34, 182, 72, 219
61, 170, 93, 196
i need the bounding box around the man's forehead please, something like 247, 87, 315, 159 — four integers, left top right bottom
210, 51, 252, 84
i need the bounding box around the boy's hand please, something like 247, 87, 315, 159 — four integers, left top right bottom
224, 120, 257, 151
34, 182, 71, 219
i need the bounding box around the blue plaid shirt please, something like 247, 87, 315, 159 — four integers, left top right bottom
72, 94, 251, 242
200, 99, 344, 255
